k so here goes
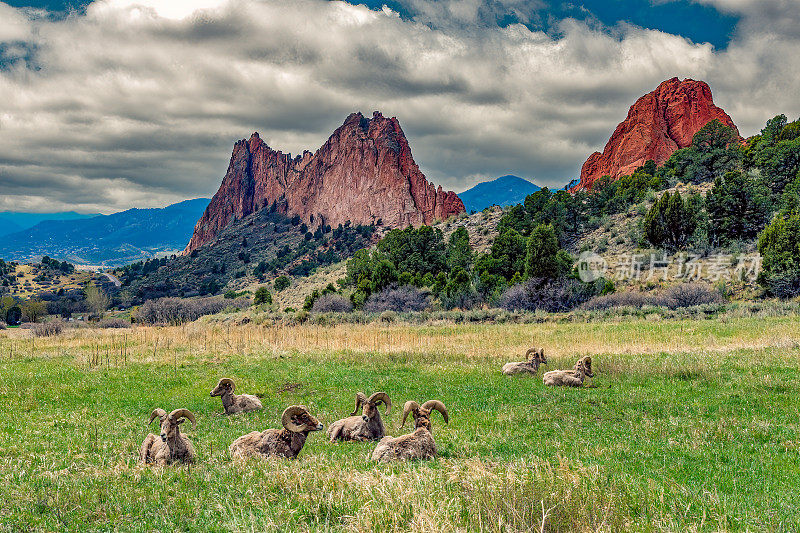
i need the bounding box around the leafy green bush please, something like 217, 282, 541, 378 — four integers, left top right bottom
254, 287, 272, 305
273, 275, 291, 292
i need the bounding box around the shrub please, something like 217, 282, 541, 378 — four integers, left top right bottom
500, 278, 603, 312
363, 286, 430, 313
33, 320, 64, 337
582, 284, 722, 310
0, 320, 6, 330
311, 294, 353, 313
254, 287, 272, 305
380, 310, 397, 323
136, 296, 247, 325
274, 275, 291, 292
661, 283, 724, 309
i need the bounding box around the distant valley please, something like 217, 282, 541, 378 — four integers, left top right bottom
0, 199, 209, 267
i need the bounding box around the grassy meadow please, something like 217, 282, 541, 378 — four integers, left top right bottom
1, 316, 799, 531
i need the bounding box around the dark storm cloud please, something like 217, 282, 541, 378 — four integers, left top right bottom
0, 0, 798, 211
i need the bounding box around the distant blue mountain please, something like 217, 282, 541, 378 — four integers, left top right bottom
0, 211, 98, 238
458, 175, 541, 213
0, 198, 210, 267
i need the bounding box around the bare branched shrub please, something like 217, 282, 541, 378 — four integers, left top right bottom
364, 286, 430, 313
500, 278, 601, 312
33, 319, 64, 337
97, 318, 131, 329
311, 294, 353, 313
662, 283, 724, 309
136, 296, 246, 325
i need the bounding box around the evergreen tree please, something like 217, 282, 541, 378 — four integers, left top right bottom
446, 226, 473, 272
706, 171, 771, 244
644, 191, 699, 250
524, 224, 570, 280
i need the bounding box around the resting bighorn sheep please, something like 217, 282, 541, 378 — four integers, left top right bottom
139, 408, 197, 465
210, 378, 263, 414
502, 347, 547, 375
371, 400, 448, 462
229, 405, 323, 459
327, 392, 391, 442
543, 356, 595, 387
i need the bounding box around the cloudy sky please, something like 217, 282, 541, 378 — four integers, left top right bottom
0, 0, 798, 214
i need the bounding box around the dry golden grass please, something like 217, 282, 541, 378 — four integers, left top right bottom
3, 315, 798, 370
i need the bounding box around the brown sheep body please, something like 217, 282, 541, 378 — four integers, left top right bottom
210, 378, 263, 414
327, 392, 391, 442
139, 408, 197, 466
229, 405, 323, 459
502, 347, 547, 375
543, 356, 595, 387
371, 400, 448, 462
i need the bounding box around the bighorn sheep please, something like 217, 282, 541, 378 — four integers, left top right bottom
210, 378, 263, 414
502, 347, 547, 375
327, 392, 391, 442
543, 356, 595, 387
229, 405, 323, 459
371, 400, 448, 462
139, 408, 197, 465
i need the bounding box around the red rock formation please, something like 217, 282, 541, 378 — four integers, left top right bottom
574, 78, 740, 191
185, 112, 464, 253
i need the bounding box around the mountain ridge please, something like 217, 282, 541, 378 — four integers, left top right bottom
459, 175, 541, 213
185, 111, 465, 253
0, 198, 209, 267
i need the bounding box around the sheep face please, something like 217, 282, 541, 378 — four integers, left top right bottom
576, 356, 594, 377
356, 392, 391, 423
154, 409, 196, 442
401, 400, 449, 432
210, 379, 233, 398
285, 407, 324, 433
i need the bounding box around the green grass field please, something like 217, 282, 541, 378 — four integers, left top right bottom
1, 316, 799, 531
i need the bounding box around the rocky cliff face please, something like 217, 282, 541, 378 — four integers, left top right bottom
574, 78, 740, 190
185, 112, 464, 253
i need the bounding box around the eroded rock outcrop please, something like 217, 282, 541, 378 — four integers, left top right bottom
574, 78, 740, 190
185, 112, 464, 253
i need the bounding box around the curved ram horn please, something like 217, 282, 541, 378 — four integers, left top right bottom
350, 392, 367, 416
149, 408, 167, 425
421, 400, 449, 424
400, 401, 419, 428
168, 409, 196, 429
281, 405, 307, 433
368, 392, 391, 415
218, 378, 236, 393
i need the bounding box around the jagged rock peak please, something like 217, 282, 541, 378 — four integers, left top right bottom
184, 112, 464, 253
573, 77, 740, 191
